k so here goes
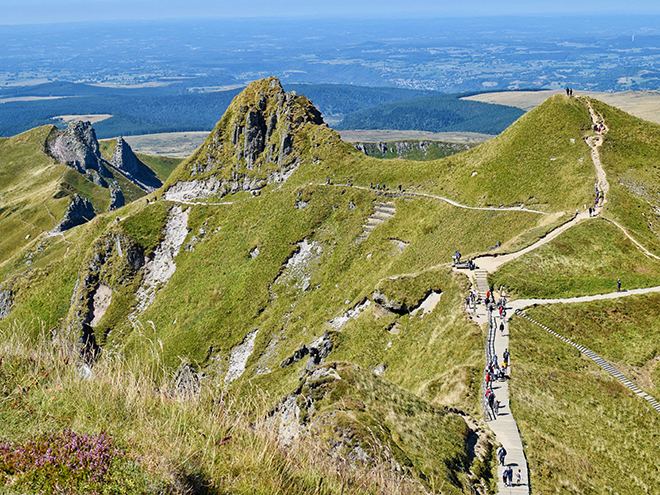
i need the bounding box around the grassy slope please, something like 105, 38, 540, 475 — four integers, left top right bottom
0, 127, 69, 263
509, 311, 660, 494
290, 95, 594, 215
490, 218, 660, 298
590, 97, 660, 256
6, 86, 654, 492
0, 326, 428, 495
525, 296, 660, 398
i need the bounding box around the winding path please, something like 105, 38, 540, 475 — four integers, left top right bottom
463, 95, 660, 493
317, 183, 547, 214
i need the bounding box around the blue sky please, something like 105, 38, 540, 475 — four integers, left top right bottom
1, 0, 660, 24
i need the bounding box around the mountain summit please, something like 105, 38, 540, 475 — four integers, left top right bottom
165, 77, 326, 202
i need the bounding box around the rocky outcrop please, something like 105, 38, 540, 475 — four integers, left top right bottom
109, 181, 125, 211
0, 288, 13, 320
110, 137, 162, 192
52, 194, 96, 234
352, 140, 474, 160
280, 331, 334, 370
131, 205, 189, 317
46, 121, 111, 178
373, 290, 408, 315
167, 77, 326, 202
65, 231, 145, 341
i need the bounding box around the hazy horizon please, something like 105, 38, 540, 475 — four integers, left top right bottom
2, 0, 660, 25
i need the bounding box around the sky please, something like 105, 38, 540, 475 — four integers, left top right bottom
1, 0, 660, 24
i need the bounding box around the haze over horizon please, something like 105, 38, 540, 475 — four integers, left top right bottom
2, 0, 660, 25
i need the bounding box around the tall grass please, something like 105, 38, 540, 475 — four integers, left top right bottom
0, 320, 428, 494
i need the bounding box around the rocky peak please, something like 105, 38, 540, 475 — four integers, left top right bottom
51, 193, 96, 234
110, 137, 162, 192
46, 121, 111, 178
165, 77, 328, 202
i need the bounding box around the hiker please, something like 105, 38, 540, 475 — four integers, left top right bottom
488, 391, 497, 417
370, 182, 373, 189
497, 446, 507, 465
503, 348, 510, 365
486, 370, 492, 390
499, 321, 504, 336
491, 354, 498, 367
516, 469, 522, 486
398, 184, 402, 192
326, 178, 331, 185
617, 278, 622, 292
506, 466, 514, 486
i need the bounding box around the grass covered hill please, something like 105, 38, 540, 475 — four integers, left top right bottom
336, 93, 525, 135
2, 79, 659, 493
590, 97, 660, 256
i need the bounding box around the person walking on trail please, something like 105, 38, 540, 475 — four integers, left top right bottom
499, 321, 505, 336
503, 348, 510, 366
617, 278, 622, 292
497, 446, 507, 466
504, 466, 513, 487
516, 468, 522, 486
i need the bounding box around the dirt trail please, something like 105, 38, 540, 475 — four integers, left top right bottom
581, 97, 610, 210
319, 183, 547, 214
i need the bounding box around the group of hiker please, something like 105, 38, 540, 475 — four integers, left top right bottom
588, 182, 604, 216
565, 87, 574, 96
486, 348, 510, 388
497, 447, 523, 486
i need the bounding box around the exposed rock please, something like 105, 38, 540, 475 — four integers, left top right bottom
167, 362, 201, 400
109, 181, 125, 211
65, 231, 145, 339
352, 140, 474, 160
409, 290, 443, 318
373, 364, 387, 376
225, 329, 259, 384
132, 205, 189, 317
281, 331, 334, 369
250, 246, 260, 258
269, 365, 342, 445
0, 289, 13, 320
273, 239, 323, 295
373, 290, 407, 314
51, 194, 96, 234
167, 77, 325, 201
89, 284, 112, 327
328, 299, 371, 329
110, 137, 162, 192
46, 121, 111, 177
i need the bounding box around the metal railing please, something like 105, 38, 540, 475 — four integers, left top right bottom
482, 308, 496, 421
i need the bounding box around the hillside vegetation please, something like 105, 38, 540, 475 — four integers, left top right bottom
2, 79, 660, 493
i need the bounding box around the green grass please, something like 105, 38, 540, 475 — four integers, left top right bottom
590, 97, 660, 256
135, 152, 181, 182
508, 311, 660, 494
525, 296, 660, 397
0, 323, 427, 495
490, 218, 660, 298
281, 361, 496, 494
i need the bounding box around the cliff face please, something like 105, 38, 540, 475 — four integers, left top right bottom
110, 137, 162, 192
46, 121, 111, 182
51, 194, 96, 234
165, 77, 328, 202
